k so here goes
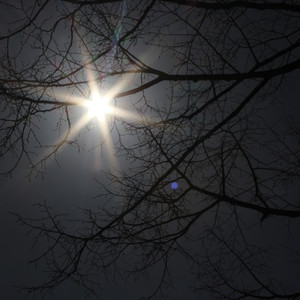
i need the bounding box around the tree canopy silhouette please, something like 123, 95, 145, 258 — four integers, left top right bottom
1, 0, 300, 299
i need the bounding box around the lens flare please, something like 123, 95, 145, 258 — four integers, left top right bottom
171, 182, 179, 190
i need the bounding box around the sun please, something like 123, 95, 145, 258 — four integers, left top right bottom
86, 91, 113, 121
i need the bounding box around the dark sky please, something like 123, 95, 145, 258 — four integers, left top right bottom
0, 150, 198, 299
0, 1, 300, 299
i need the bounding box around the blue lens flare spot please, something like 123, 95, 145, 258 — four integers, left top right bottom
171, 182, 179, 190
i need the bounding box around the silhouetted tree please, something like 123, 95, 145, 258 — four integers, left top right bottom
2, 0, 300, 298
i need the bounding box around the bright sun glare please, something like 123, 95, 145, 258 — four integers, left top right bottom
86, 92, 112, 121
45, 64, 140, 170
38, 12, 144, 170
